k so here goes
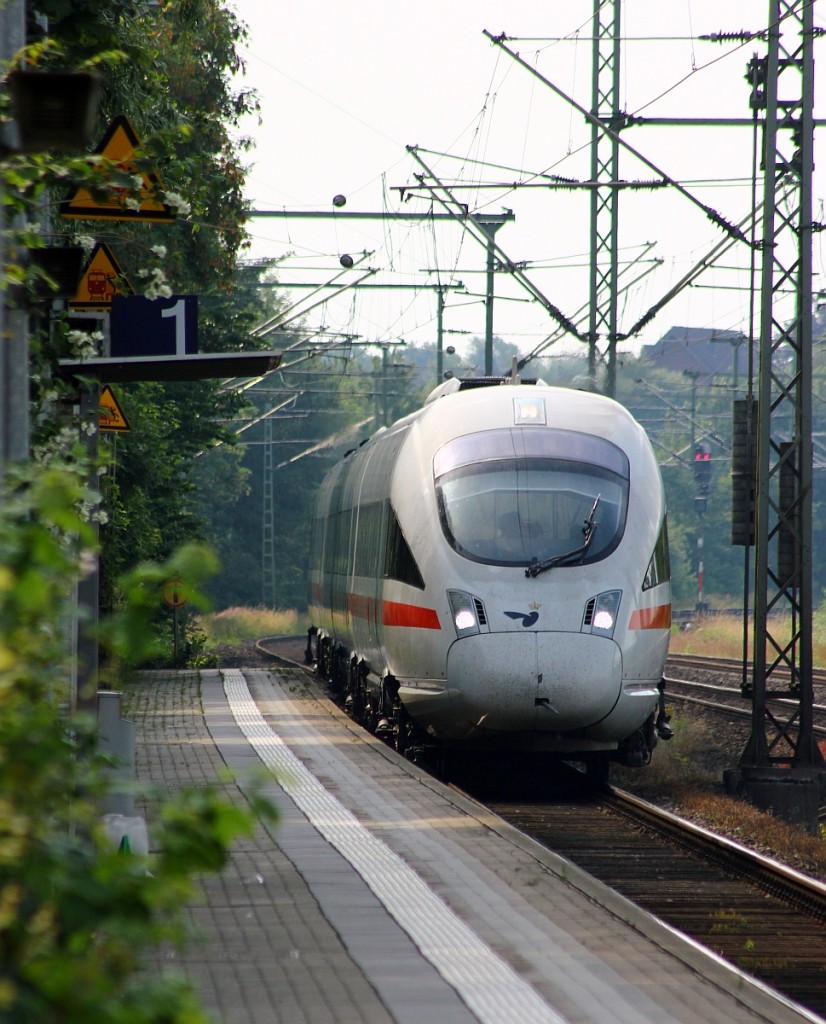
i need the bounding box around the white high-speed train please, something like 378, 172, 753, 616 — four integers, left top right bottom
307, 375, 671, 777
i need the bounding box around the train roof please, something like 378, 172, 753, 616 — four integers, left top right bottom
424, 374, 543, 404
340, 374, 649, 466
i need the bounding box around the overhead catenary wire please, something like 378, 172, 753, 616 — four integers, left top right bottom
484, 30, 757, 251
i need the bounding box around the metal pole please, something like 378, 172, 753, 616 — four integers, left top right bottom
436, 286, 444, 383
381, 345, 388, 425
484, 234, 495, 375
0, 0, 28, 482
473, 217, 507, 376
697, 519, 705, 612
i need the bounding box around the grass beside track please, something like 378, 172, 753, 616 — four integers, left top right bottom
670, 606, 826, 664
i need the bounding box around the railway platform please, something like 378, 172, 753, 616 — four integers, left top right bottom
128, 663, 823, 1024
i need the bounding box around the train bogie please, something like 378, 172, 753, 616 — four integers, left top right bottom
308, 376, 671, 771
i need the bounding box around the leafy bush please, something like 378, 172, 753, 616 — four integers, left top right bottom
0, 464, 276, 1024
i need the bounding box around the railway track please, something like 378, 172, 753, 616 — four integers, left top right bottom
668, 651, 826, 689
483, 778, 826, 1020
665, 653, 826, 740
259, 636, 826, 1018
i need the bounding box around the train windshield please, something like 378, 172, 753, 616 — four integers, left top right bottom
434, 428, 629, 567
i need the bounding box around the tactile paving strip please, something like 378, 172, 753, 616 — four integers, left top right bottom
221, 668, 568, 1024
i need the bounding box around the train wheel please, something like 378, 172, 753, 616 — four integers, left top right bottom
395, 701, 410, 757
347, 659, 364, 721
334, 649, 350, 702
361, 673, 378, 733
304, 626, 317, 666
317, 638, 332, 685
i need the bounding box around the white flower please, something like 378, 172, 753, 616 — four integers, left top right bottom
151, 245, 167, 258
78, 549, 98, 578
141, 266, 172, 300
162, 190, 191, 216
66, 328, 100, 359
73, 235, 96, 252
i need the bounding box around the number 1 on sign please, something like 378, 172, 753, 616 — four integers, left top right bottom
162, 298, 187, 355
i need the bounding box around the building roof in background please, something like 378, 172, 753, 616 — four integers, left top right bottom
641, 326, 752, 380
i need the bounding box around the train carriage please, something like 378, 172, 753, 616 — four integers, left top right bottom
308, 375, 671, 775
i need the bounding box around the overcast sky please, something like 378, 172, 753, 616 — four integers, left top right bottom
229, 2, 826, 366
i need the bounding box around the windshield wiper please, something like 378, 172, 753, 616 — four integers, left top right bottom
525, 494, 601, 578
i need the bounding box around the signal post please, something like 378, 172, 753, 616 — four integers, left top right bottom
693, 443, 711, 613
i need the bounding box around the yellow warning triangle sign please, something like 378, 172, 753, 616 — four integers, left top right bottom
70, 242, 133, 309
60, 115, 176, 222
99, 385, 130, 432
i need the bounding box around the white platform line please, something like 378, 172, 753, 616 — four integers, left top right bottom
222, 669, 569, 1024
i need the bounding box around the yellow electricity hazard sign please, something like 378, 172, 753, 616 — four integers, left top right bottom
99, 385, 130, 432
60, 115, 176, 222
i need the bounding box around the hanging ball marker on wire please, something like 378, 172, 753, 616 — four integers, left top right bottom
332, 194, 346, 207
339, 254, 354, 268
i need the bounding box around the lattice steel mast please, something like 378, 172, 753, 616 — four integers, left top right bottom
726, 0, 825, 829
588, 0, 622, 396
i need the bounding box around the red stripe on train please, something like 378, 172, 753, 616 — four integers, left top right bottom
383, 600, 441, 629
345, 593, 441, 630
628, 604, 672, 630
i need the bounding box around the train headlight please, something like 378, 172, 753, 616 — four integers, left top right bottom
582, 590, 622, 639
448, 589, 481, 638
513, 396, 546, 425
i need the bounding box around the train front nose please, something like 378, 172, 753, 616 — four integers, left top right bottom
446, 632, 622, 733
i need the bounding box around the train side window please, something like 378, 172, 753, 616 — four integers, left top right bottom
384, 504, 425, 589
643, 516, 670, 590
331, 508, 353, 576
354, 501, 383, 577
309, 514, 324, 574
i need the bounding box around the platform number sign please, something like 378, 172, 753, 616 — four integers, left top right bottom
110, 294, 198, 358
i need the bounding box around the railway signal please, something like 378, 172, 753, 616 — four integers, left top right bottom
693, 443, 712, 514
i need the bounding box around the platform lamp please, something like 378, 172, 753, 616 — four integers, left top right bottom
28, 245, 86, 298
5, 69, 101, 153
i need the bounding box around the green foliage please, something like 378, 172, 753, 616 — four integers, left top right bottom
6, 1, 271, 640
98, 542, 218, 670
0, 462, 276, 1024
0, 11, 286, 1016
0, 466, 95, 682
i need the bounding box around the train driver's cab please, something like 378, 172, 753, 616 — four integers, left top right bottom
434, 427, 629, 568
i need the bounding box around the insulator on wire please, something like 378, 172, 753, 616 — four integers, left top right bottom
700, 30, 763, 43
